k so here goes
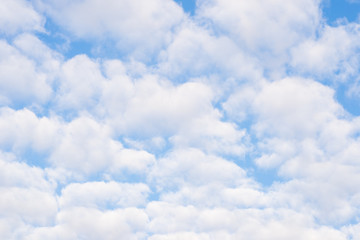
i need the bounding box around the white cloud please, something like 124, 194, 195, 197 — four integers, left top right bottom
291, 24, 360, 80
159, 183, 267, 209
0, 152, 57, 237
56, 207, 148, 240
13, 33, 62, 79
0, 107, 155, 180
24, 207, 149, 240
149, 148, 248, 191
0, 41, 53, 106
55, 55, 104, 111
252, 77, 342, 139
342, 223, 360, 240
0, 187, 57, 226
0, 107, 60, 153
146, 202, 347, 240
157, 22, 261, 80
238, 78, 360, 224
110, 148, 156, 174
196, 0, 321, 74
37, 0, 184, 57
102, 75, 214, 137
149, 232, 211, 240
0, 0, 44, 35
100, 68, 248, 155
59, 181, 150, 209
222, 75, 360, 226
169, 113, 248, 156
0, 156, 53, 191
48, 116, 155, 178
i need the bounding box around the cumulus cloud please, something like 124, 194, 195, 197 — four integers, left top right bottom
0, 0, 44, 35
196, 0, 321, 74
26, 207, 149, 240
59, 181, 150, 209
252, 77, 343, 139
0, 41, 53, 106
55, 55, 104, 111
149, 148, 249, 191
35, 0, 184, 57
157, 22, 261, 80
0, 107, 60, 153
291, 23, 360, 79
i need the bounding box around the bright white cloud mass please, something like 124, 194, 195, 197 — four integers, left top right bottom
1, 0, 360, 239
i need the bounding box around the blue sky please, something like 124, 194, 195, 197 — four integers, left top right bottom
324, 0, 360, 23
1, 0, 360, 239
175, 0, 196, 15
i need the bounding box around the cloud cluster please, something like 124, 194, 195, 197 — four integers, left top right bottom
1, 0, 360, 239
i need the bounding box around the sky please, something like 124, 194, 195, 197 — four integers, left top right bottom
1, 0, 360, 239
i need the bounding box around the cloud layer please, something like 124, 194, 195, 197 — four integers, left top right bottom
1, 0, 360, 239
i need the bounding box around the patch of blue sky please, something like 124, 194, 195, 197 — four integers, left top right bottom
219, 143, 283, 188
38, 17, 169, 64
148, 190, 161, 202
36, 19, 70, 54
174, 0, 196, 15
237, 153, 284, 187
36, 18, 98, 60
334, 81, 360, 116
323, 0, 360, 24
0, 33, 14, 43
216, 106, 282, 187
21, 148, 50, 169
107, 168, 149, 183
249, 167, 282, 187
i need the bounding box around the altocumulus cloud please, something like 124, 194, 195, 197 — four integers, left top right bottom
1, 0, 360, 239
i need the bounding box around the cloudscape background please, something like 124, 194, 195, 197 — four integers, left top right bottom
1, 0, 360, 239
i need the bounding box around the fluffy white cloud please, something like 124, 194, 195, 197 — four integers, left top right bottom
159, 183, 267, 209
0, 41, 53, 106
36, 0, 184, 57
223, 75, 360, 226
0, 187, 57, 226
149, 148, 248, 191
102, 75, 214, 136
0, 107, 155, 180
13, 33, 62, 79
252, 77, 343, 139
59, 181, 150, 209
25, 207, 149, 240
342, 223, 360, 240
196, 0, 321, 73
157, 22, 261, 80
0, 156, 53, 191
0, 0, 44, 35
48, 116, 156, 178
101, 66, 248, 155
0, 151, 57, 228
146, 202, 347, 240
249, 79, 360, 224
291, 23, 360, 80
55, 54, 104, 111
0, 107, 60, 153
